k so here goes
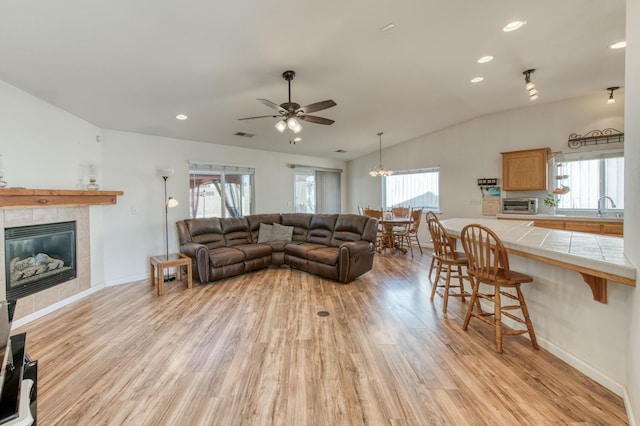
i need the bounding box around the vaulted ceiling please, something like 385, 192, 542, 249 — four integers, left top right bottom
0, 0, 626, 160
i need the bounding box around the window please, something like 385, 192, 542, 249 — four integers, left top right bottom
189, 162, 254, 218
555, 152, 624, 212
383, 167, 440, 210
293, 167, 341, 214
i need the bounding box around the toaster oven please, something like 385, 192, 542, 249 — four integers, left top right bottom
501, 198, 539, 215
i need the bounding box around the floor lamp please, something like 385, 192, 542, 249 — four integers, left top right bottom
160, 169, 179, 281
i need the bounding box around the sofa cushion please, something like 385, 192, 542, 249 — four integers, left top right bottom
209, 247, 245, 267
247, 213, 282, 242
330, 214, 369, 247
306, 214, 338, 246
234, 243, 272, 260
185, 218, 226, 249
220, 217, 251, 246
284, 242, 328, 259
307, 247, 339, 266
257, 223, 273, 243
271, 223, 293, 241
281, 213, 313, 241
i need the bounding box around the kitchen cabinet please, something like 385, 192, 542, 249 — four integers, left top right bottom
501, 148, 549, 191
533, 219, 623, 236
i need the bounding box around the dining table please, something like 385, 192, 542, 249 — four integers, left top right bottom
379, 217, 414, 254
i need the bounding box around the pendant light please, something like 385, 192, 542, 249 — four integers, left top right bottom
607, 87, 619, 104
369, 132, 394, 177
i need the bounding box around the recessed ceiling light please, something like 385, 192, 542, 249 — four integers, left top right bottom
176, 114, 188, 120
503, 20, 526, 32
380, 23, 395, 32
609, 41, 626, 49
478, 56, 494, 64
470, 77, 484, 83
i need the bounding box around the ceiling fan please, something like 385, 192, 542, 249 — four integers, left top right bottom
238, 70, 336, 134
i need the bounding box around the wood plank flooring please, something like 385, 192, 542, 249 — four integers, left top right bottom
15, 251, 627, 425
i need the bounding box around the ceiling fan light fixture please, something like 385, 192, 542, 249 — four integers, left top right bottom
275, 120, 287, 132
292, 123, 303, 133
529, 93, 539, 101
525, 81, 536, 91
287, 117, 300, 130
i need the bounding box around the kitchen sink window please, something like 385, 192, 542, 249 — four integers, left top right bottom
383, 167, 440, 211
554, 150, 624, 214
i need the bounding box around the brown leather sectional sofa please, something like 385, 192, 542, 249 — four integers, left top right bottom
176, 213, 378, 284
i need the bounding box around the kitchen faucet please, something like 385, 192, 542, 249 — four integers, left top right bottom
597, 196, 616, 217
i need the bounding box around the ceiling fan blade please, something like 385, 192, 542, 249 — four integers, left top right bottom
258, 98, 287, 113
299, 115, 335, 125
237, 114, 279, 120
298, 100, 337, 114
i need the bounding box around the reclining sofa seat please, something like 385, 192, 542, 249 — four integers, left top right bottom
176, 213, 377, 284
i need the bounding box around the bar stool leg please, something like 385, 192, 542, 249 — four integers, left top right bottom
494, 286, 503, 353
463, 276, 479, 330
517, 286, 539, 349
430, 262, 443, 301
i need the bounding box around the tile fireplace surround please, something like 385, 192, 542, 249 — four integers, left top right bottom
0, 207, 91, 320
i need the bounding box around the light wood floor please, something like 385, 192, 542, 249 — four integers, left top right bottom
15, 251, 627, 425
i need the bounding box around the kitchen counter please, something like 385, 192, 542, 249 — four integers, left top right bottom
441, 218, 635, 303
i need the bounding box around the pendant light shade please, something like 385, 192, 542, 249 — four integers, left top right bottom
369, 132, 394, 177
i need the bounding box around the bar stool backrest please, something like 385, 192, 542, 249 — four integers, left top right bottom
460, 224, 512, 282
425, 211, 459, 260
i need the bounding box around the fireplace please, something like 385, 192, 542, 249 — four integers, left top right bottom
4, 221, 76, 300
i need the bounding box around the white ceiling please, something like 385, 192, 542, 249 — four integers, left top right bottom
0, 0, 626, 160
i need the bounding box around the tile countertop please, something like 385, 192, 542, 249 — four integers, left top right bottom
496, 213, 623, 222
441, 218, 635, 283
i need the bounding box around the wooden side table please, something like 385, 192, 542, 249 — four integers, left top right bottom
150, 253, 192, 296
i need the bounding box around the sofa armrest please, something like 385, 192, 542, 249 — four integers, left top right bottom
338, 241, 375, 283
180, 242, 209, 283
339, 240, 373, 256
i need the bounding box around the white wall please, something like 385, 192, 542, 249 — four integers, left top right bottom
347, 94, 631, 395
0, 80, 106, 287
625, 0, 640, 422
100, 130, 347, 285
0, 79, 347, 289
348, 92, 624, 217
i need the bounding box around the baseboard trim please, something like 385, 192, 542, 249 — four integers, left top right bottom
105, 273, 148, 287
623, 387, 637, 426
11, 284, 105, 330
477, 300, 625, 397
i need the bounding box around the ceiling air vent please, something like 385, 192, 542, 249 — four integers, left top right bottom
335, 149, 347, 153
234, 132, 255, 138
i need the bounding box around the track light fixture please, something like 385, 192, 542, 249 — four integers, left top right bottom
523, 69, 539, 101
607, 87, 619, 105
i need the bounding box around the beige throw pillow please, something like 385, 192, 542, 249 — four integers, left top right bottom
271, 223, 294, 241
257, 223, 273, 243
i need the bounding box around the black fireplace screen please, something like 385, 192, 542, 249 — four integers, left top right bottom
5, 221, 76, 300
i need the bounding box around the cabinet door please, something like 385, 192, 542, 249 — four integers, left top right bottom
533, 220, 565, 230
501, 148, 549, 191
564, 221, 602, 233
603, 222, 623, 236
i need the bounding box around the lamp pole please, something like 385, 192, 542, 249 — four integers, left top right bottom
163, 175, 169, 262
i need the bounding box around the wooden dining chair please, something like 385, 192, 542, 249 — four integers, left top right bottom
395, 208, 423, 257
362, 208, 386, 252
459, 223, 538, 353
392, 206, 410, 218
425, 211, 470, 313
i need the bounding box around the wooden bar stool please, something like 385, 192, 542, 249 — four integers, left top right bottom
425, 211, 470, 313
459, 224, 538, 353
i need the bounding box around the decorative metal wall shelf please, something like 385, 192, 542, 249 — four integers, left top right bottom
568, 128, 624, 149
